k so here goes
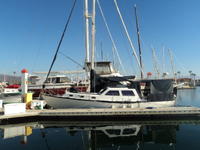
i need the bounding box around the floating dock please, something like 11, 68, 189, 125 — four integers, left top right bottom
1, 106, 200, 124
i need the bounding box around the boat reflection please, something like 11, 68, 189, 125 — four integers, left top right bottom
85, 124, 177, 149
0, 120, 184, 149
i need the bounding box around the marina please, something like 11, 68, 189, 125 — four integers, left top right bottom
1, 83, 200, 150
0, 0, 200, 149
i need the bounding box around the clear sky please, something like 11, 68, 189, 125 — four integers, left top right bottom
0, 0, 199, 78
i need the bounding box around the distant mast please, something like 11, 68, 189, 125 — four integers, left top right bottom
134, 5, 143, 79
168, 49, 176, 79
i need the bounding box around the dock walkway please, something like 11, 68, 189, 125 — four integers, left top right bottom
0, 107, 200, 121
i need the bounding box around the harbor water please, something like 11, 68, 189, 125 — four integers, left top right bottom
0, 88, 200, 150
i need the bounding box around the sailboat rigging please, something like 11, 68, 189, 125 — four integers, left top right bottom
134, 5, 143, 79
42, 0, 177, 109
44, 0, 77, 87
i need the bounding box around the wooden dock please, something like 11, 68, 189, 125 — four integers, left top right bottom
1, 106, 200, 123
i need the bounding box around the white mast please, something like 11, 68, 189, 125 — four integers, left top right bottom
84, 0, 90, 62
91, 0, 96, 70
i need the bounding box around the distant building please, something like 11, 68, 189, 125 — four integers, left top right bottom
0, 74, 21, 84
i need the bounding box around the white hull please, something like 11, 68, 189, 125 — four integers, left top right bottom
43, 95, 175, 109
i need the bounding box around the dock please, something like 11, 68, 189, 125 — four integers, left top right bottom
1, 106, 200, 124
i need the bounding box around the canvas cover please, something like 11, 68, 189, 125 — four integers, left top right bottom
148, 79, 174, 101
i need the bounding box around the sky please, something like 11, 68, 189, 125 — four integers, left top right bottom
0, 0, 200, 78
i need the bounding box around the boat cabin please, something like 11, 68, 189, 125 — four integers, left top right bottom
66, 87, 141, 102
45, 75, 71, 84
29, 75, 71, 85
99, 87, 138, 97
85, 61, 117, 75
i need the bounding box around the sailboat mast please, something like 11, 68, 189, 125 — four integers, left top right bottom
91, 0, 96, 70
89, 0, 96, 93
84, 0, 90, 63
134, 5, 143, 79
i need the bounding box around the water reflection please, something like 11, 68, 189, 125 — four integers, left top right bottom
86, 125, 177, 150
176, 87, 200, 107
1, 120, 198, 150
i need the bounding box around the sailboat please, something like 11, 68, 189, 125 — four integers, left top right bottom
42, 0, 177, 109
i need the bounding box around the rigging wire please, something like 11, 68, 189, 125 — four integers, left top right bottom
113, 0, 144, 76
58, 51, 84, 68
170, 50, 189, 73
97, 0, 126, 75
43, 0, 77, 86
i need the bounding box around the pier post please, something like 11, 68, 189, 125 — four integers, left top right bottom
21, 69, 32, 106
21, 69, 28, 95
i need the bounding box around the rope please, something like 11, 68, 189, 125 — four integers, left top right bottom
59, 51, 84, 68
44, 0, 77, 87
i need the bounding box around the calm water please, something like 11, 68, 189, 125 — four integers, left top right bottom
1, 88, 200, 150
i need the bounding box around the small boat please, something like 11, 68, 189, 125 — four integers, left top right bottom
0, 87, 22, 104
28, 74, 88, 98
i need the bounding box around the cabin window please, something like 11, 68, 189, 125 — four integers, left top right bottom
105, 90, 120, 96
121, 90, 135, 96
123, 128, 136, 135
60, 77, 70, 83
106, 129, 120, 135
